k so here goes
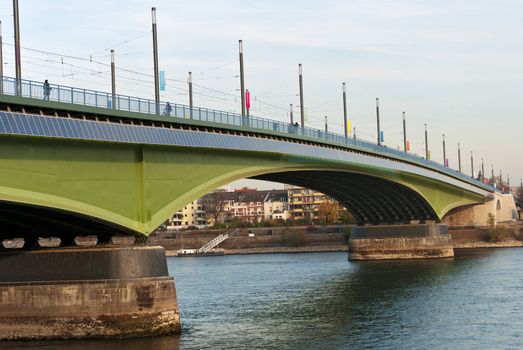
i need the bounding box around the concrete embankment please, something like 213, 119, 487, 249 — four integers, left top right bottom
166, 244, 348, 256
159, 223, 523, 257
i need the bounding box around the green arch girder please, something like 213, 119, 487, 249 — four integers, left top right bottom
0, 136, 485, 235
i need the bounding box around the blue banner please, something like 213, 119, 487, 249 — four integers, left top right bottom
380, 131, 384, 142
160, 71, 166, 91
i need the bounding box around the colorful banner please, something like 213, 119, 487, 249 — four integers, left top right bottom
246, 90, 251, 109
380, 131, 384, 143
347, 119, 351, 134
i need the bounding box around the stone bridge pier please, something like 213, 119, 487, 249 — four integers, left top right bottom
0, 245, 180, 340
348, 223, 454, 260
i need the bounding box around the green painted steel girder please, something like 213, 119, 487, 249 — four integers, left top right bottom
0, 134, 484, 236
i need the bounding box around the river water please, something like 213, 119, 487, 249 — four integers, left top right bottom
3, 248, 523, 349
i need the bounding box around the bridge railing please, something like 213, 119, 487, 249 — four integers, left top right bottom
0, 76, 493, 191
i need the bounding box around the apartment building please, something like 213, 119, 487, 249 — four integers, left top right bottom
169, 200, 207, 229
286, 185, 345, 222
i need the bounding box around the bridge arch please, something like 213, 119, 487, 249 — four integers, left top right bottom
0, 130, 487, 237
0, 165, 450, 239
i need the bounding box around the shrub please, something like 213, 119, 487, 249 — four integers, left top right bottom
515, 227, 523, 241
485, 213, 507, 242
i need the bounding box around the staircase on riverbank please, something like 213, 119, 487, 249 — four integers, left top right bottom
197, 233, 230, 253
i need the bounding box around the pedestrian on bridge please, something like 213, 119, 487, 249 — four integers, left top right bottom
164, 102, 172, 116
43, 80, 52, 101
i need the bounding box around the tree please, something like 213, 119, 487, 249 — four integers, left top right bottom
317, 202, 339, 224
201, 192, 225, 226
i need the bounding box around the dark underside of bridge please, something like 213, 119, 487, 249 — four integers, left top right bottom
0, 200, 133, 243
253, 171, 439, 225
0, 171, 440, 243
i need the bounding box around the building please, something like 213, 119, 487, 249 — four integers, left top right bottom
222, 188, 289, 223
169, 200, 206, 229
286, 185, 346, 222
199, 188, 289, 225
264, 190, 289, 221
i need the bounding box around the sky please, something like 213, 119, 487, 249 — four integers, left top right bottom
0, 0, 522, 189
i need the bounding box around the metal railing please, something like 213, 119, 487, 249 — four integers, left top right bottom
197, 234, 229, 253
0, 76, 493, 192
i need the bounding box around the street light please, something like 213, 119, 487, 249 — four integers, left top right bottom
299, 64, 305, 129
376, 98, 381, 145
424, 124, 429, 159
342, 82, 348, 140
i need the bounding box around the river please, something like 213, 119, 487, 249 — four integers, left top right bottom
3, 248, 523, 349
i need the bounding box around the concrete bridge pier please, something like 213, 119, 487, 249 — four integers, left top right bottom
0, 245, 180, 340
348, 223, 454, 260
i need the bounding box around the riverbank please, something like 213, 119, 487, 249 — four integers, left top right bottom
165, 244, 348, 256
165, 240, 523, 257
453, 240, 523, 249
158, 224, 523, 257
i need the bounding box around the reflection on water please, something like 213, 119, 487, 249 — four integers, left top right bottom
3, 248, 523, 349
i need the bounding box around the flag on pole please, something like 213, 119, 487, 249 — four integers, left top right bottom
406, 141, 410, 151
380, 131, 384, 143
246, 90, 251, 110
160, 71, 166, 91
347, 119, 351, 134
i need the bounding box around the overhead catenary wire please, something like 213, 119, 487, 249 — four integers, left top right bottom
1, 42, 429, 153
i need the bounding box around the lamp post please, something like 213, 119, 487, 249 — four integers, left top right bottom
470, 151, 474, 178
239, 40, 246, 118
13, 0, 22, 96
151, 7, 160, 114
0, 20, 3, 94
111, 49, 116, 109
458, 143, 462, 173
188, 71, 193, 119
299, 64, 304, 130
324, 116, 328, 135
290, 104, 294, 124
424, 124, 429, 159
442, 134, 446, 166
376, 98, 381, 145
402, 112, 407, 152
342, 82, 348, 140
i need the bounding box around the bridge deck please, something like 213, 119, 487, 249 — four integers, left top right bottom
0, 76, 493, 193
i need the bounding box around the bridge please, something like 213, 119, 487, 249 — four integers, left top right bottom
0, 76, 517, 340
0, 76, 500, 238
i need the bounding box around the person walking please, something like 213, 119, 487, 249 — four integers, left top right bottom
164, 102, 172, 116
43, 80, 51, 100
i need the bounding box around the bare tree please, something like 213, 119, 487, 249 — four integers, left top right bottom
201, 192, 225, 226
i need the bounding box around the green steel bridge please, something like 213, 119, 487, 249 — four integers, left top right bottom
0, 77, 494, 242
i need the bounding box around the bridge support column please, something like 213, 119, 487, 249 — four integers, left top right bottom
349, 224, 454, 260
0, 245, 180, 340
